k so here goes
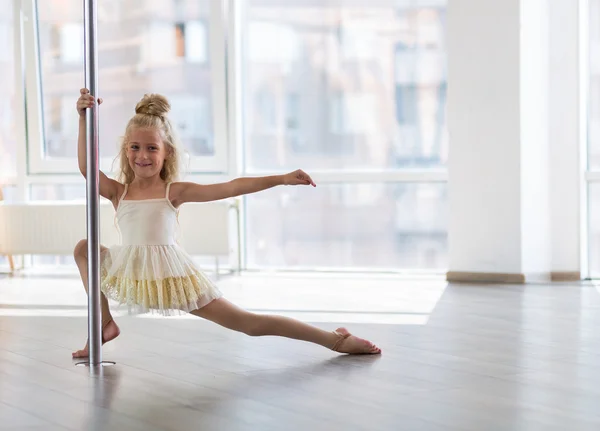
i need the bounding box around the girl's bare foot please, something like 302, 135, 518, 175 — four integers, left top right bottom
72, 319, 121, 359
331, 327, 381, 355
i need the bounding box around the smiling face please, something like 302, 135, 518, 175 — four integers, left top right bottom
126, 128, 169, 180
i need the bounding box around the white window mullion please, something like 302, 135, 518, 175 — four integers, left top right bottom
582, 0, 591, 278
22, 0, 46, 175
226, 0, 246, 271
188, 0, 228, 174
14, 0, 27, 199
227, 0, 244, 178
239, 169, 448, 184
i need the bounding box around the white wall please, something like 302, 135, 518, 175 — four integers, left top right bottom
448, 0, 524, 274
447, 0, 580, 280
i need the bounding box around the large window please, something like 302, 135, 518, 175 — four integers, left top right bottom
241, 0, 447, 270
4, 0, 449, 274
0, 0, 17, 181
30, 0, 227, 174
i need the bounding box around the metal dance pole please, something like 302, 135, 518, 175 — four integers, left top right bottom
83, 0, 102, 366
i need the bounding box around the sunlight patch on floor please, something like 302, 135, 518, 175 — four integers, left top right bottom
0, 271, 447, 325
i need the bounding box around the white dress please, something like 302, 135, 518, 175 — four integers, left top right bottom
100, 182, 223, 315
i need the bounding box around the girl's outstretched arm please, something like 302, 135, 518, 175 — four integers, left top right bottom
170, 169, 316, 206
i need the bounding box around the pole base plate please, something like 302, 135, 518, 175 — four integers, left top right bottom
75, 361, 116, 367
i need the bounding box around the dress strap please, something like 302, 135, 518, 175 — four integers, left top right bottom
165, 182, 172, 200
165, 182, 177, 212
119, 183, 129, 202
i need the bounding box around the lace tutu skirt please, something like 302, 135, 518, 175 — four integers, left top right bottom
100, 244, 223, 315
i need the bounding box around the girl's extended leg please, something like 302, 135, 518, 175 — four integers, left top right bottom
191, 298, 381, 355
72, 239, 120, 358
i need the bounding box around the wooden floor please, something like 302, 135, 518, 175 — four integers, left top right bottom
1, 271, 600, 430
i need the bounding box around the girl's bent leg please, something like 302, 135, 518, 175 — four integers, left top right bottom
72, 239, 120, 358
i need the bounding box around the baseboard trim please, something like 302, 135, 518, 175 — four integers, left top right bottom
447, 271, 582, 283
446, 271, 525, 284
550, 271, 581, 282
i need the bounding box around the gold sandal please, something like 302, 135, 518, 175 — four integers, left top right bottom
331, 330, 351, 352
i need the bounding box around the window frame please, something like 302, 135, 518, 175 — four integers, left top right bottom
232, 0, 450, 271
22, 0, 229, 176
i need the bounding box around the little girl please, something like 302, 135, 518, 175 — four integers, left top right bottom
72, 88, 381, 358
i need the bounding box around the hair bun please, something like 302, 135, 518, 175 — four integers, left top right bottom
135, 94, 171, 117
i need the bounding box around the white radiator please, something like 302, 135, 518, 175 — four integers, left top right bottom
0, 200, 236, 258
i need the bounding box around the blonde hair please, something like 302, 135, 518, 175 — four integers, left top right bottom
116, 94, 185, 184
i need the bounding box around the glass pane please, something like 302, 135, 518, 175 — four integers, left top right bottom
590, 0, 600, 169
243, 0, 448, 171
0, 0, 17, 179
29, 183, 86, 200
245, 183, 447, 270
37, 0, 215, 160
